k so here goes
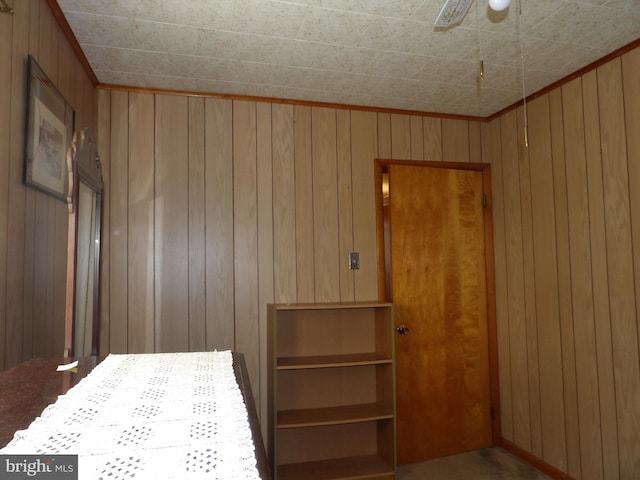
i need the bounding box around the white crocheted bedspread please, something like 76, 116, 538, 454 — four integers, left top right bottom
1, 351, 262, 480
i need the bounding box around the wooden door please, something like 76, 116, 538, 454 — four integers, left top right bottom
388, 164, 492, 465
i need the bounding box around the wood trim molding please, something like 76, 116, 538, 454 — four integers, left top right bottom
374, 162, 386, 303
500, 439, 575, 480
487, 37, 640, 122
98, 83, 487, 122
48, 0, 639, 122
46, 0, 99, 86
374, 159, 502, 450
481, 166, 502, 446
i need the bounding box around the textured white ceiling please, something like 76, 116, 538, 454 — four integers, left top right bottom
57, 0, 639, 117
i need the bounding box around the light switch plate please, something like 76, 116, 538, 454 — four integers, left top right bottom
349, 252, 360, 270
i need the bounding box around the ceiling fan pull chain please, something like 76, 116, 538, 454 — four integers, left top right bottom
519, 0, 529, 148
477, 0, 484, 81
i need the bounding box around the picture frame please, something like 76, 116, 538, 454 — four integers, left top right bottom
24, 55, 75, 201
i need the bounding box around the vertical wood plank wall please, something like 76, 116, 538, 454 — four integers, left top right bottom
94, 47, 639, 478
1, 4, 639, 476
0, 0, 97, 370
485, 47, 640, 479
96, 91, 482, 438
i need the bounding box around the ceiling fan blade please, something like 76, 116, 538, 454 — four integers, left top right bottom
434, 0, 474, 27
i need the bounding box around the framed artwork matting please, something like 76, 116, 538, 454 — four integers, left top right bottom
24, 54, 75, 201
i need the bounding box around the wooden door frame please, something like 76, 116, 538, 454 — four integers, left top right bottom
374, 159, 502, 447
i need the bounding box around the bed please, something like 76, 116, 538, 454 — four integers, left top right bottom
0, 351, 271, 479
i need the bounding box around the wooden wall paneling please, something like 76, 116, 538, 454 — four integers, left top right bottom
85, 70, 94, 128
527, 95, 567, 471
423, 116, 443, 162
582, 69, 619, 480
21, 0, 40, 361
548, 88, 580, 479
44, 197, 56, 356
516, 105, 543, 458
44, 198, 56, 356
57, 35, 73, 116
68, 52, 78, 114
481, 156, 500, 447
108, 90, 129, 353
294, 105, 314, 302
31, 0, 54, 359
51, 200, 63, 355
89, 65, 98, 129
46, 40, 638, 479
390, 113, 411, 159
0, 0, 97, 366
469, 121, 482, 164
410, 115, 424, 160
97, 89, 111, 354
53, 201, 67, 353
312, 107, 340, 302
85, 66, 97, 134
68, 52, 81, 127
32, 2, 47, 358
188, 97, 206, 352
52, 27, 70, 358
622, 49, 640, 374
43, 6, 60, 355
256, 101, 274, 430
271, 103, 296, 303
22, 182, 35, 362
71, 56, 81, 121
76, 57, 88, 128
31, 193, 50, 357
72, 57, 85, 126
31, 41, 637, 476
43, 5, 59, 358
0, 0, 12, 369
442, 118, 470, 162
44, 7, 57, 86
377, 112, 391, 159
154, 94, 189, 352
562, 77, 603, 480
128, 92, 155, 353
351, 110, 379, 301
23, 2, 47, 357
233, 100, 260, 406
204, 98, 234, 350
499, 109, 530, 448
336, 109, 355, 302
483, 119, 513, 440
76, 54, 100, 354
77, 57, 95, 131
597, 59, 640, 479
89, 64, 98, 130
89, 69, 97, 128
37, 2, 52, 85
54, 33, 75, 354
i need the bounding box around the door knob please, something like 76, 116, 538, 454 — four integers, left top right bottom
397, 325, 409, 335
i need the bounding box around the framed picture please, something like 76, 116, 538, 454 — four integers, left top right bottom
24, 55, 75, 201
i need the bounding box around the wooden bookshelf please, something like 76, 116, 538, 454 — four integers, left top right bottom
267, 302, 396, 480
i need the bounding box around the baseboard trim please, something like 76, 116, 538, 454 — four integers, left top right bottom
499, 439, 575, 480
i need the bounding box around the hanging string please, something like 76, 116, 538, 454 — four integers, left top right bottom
477, 0, 484, 81
518, 0, 528, 147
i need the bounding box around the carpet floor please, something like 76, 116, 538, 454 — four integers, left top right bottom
397, 448, 552, 480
